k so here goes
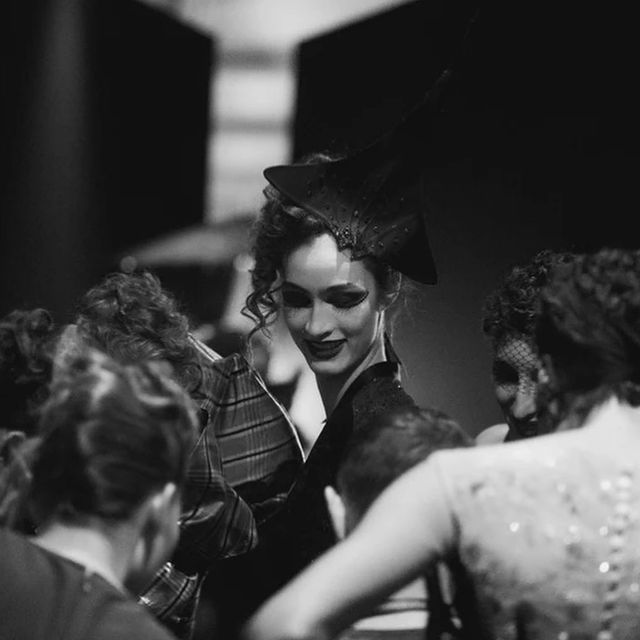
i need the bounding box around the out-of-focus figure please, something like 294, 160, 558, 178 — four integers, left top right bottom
477, 249, 575, 444
0, 349, 196, 640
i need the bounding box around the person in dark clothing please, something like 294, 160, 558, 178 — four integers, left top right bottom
326, 405, 471, 640
0, 348, 197, 640
234, 93, 442, 633
70, 271, 303, 638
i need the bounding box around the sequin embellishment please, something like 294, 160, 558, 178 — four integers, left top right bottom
597, 468, 634, 640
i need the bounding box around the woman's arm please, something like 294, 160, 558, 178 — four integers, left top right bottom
241, 454, 455, 640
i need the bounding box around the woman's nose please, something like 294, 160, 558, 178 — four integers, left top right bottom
304, 302, 333, 338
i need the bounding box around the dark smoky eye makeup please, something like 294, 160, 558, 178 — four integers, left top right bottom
281, 284, 311, 308
492, 361, 518, 385
325, 289, 369, 309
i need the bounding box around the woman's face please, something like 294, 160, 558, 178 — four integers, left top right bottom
281, 233, 383, 380
492, 335, 542, 439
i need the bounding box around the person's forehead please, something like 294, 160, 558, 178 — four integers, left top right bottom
283, 233, 373, 290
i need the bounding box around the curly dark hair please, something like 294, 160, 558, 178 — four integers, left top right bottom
536, 247, 640, 431
337, 405, 471, 520
75, 271, 202, 392
28, 349, 197, 525
482, 250, 576, 348
0, 430, 39, 530
243, 154, 403, 338
0, 308, 57, 435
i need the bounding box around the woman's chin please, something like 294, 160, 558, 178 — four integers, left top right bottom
305, 353, 351, 378
307, 359, 343, 377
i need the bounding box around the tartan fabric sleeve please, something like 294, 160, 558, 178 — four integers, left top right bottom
189, 338, 304, 516
137, 419, 257, 640
138, 563, 205, 640
138, 436, 256, 640
137, 415, 258, 639
138, 337, 303, 639
138, 341, 260, 639
172, 411, 258, 571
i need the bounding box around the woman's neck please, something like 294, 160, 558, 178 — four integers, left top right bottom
316, 334, 387, 416
33, 522, 131, 592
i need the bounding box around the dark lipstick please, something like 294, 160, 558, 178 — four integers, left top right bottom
305, 339, 346, 360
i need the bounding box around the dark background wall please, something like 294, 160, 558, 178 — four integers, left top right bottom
2, 0, 639, 437
0, 0, 213, 322
293, 0, 640, 434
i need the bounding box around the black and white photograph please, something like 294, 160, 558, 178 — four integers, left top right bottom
1, 1, 640, 639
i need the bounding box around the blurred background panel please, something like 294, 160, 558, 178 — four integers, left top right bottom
0, 0, 213, 321
292, 0, 476, 157
2, 0, 640, 441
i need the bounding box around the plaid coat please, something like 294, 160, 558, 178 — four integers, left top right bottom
139, 337, 303, 638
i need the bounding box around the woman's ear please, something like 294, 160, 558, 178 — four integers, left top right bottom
378, 277, 402, 311
379, 292, 397, 312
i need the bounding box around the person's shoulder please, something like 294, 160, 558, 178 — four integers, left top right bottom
352, 365, 417, 419
426, 445, 479, 474
0, 527, 44, 567
0, 525, 23, 545
475, 423, 509, 446
424, 434, 525, 489
92, 596, 177, 640
433, 427, 580, 482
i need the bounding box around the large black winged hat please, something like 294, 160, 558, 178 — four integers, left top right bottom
263, 71, 455, 285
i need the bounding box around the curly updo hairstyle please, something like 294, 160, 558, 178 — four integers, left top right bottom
0, 308, 57, 435
482, 249, 576, 349
536, 247, 640, 431
75, 271, 202, 393
27, 349, 197, 526
244, 154, 403, 338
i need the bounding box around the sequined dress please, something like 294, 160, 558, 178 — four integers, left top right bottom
431, 403, 640, 640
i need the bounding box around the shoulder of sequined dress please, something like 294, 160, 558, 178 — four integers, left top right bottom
432, 421, 640, 640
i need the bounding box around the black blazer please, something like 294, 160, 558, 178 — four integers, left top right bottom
211, 361, 419, 637
264, 361, 418, 588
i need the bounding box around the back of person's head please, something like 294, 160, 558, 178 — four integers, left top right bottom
75, 271, 199, 391
482, 249, 576, 349
329, 406, 471, 535
28, 348, 197, 527
0, 308, 57, 436
536, 247, 640, 431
